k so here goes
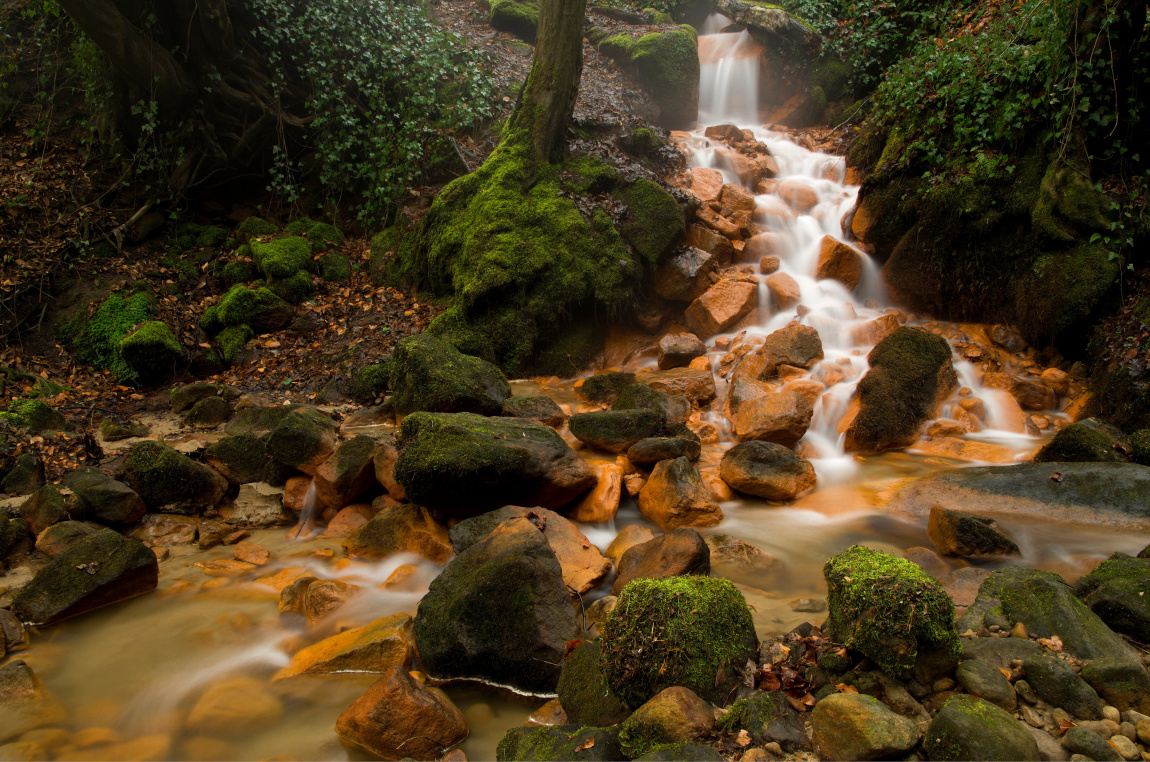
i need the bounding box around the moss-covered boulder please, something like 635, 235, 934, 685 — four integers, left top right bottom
1073, 553, 1150, 643
390, 333, 510, 415
170, 382, 224, 413
286, 218, 345, 252
252, 236, 312, 280
2, 453, 45, 496
98, 418, 149, 441
60, 290, 156, 382
18, 484, 83, 535
489, 0, 539, 42
568, 410, 666, 454
10, 528, 158, 625
502, 395, 566, 428
958, 564, 1138, 662
599, 27, 700, 129
718, 690, 811, 751
617, 686, 714, 759
268, 270, 314, 304
557, 640, 630, 727
0, 514, 32, 566
60, 467, 146, 525
234, 216, 278, 241
413, 517, 580, 693
342, 503, 452, 563
317, 253, 352, 282
183, 396, 232, 429
600, 576, 758, 708
923, 695, 1040, 761
120, 441, 229, 514
204, 433, 271, 485
616, 179, 686, 262
824, 545, 960, 679
221, 260, 255, 285
496, 725, 623, 762
578, 371, 637, 404
843, 327, 957, 454
116, 321, 182, 386
349, 362, 391, 402
809, 692, 920, 760
613, 383, 690, 424
393, 412, 596, 515
216, 285, 294, 334
0, 399, 66, 434
1035, 417, 1131, 463
266, 408, 339, 475
217, 324, 254, 365
1079, 657, 1150, 714
1021, 655, 1103, 719
224, 404, 301, 435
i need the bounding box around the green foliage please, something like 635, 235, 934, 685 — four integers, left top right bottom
60, 291, 156, 382
249, 0, 498, 222
253, 236, 312, 279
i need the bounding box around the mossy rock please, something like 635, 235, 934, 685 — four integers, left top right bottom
496, 725, 623, 761
1073, 553, 1150, 643
306, 222, 344, 253
203, 433, 270, 485
717, 690, 808, 750
253, 236, 312, 280
235, 216, 278, 241
0, 514, 32, 567
568, 409, 666, 453
349, 361, 391, 402
266, 408, 338, 474
824, 545, 960, 679
120, 440, 228, 514
563, 155, 618, 195
199, 305, 224, 336
1132, 429, 1150, 465
117, 321, 182, 386
557, 640, 631, 727
600, 576, 758, 708
18, 483, 84, 535
489, 0, 539, 43
98, 419, 150, 442
390, 333, 510, 416
0, 399, 66, 433
578, 372, 637, 404
600, 27, 700, 129
317, 253, 352, 282
221, 260, 255, 285
216, 285, 294, 333
1034, 417, 1130, 463
268, 270, 314, 304
169, 382, 221, 413
615, 179, 685, 262
60, 467, 146, 525
60, 291, 156, 381
924, 694, 1040, 761
183, 396, 232, 429
224, 404, 302, 435
613, 383, 690, 424
217, 324, 254, 365
633, 743, 724, 761
2, 452, 45, 496
811, 58, 851, 100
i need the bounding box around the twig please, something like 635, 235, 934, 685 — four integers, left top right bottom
449, 137, 472, 173
832, 97, 871, 131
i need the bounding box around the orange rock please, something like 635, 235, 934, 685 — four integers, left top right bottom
605, 525, 655, 564
56, 734, 172, 762
336, 666, 467, 761
911, 438, 1016, 464
684, 279, 758, 337
688, 356, 712, 371
782, 380, 824, 407
639, 368, 717, 404
622, 472, 646, 497
720, 183, 755, 214
526, 697, 568, 727
282, 475, 312, 512
927, 420, 966, 438
383, 564, 418, 588
274, 613, 414, 679
850, 195, 878, 242
689, 167, 724, 203
733, 392, 813, 447
194, 559, 257, 578
696, 204, 741, 239
1064, 391, 1093, 422
777, 179, 819, 212
815, 236, 863, 290
569, 460, 622, 524
699, 468, 736, 502
755, 154, 780, 179
312, 436, 376, 511
732, 353, 775, 382
850, 314, 900, 346
254, 566, 312, 593
186, 677, 283, 736
372, 436, 406, 500
637, 457, 724, 531
715, 147, 759, 186
232, 543, 270, 566
301, 579, 362, 624
321, 503, 376, 539
684, 223, 735, 264
759, 255, 781, 274
1040, 367, 1070, 396
766, 272, 801, 310
955, 408, 983, 433
983, 372, 1056, 410
342, 503, 452, 563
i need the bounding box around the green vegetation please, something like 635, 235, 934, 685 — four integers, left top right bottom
60, 291, 156, 383
0, 399, 66, 433
117, 321, 182, 385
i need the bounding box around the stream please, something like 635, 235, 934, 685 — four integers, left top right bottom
7, 15, 1150, 762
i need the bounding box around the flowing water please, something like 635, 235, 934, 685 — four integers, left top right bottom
7, 19, 1150, 762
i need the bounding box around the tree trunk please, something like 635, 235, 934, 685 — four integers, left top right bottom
507, 0, 588, 167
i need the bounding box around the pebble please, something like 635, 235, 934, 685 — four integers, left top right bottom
1012, 622, 1029, 639
1015, 679, 1038, 704
1078, 720, 1113, 740
1127, 711, 1150, 725
1020, 704, 1045, 728
1111, 734, 1140, 761
932, 678, 956, 692
1138, 719, 1150, 745
1120, 722, 1137, 741
764, 742, 782, 756
1106, 706, 1123, 723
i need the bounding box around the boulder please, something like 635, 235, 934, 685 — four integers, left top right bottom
927, 506, 1020, 557
612, 384, 690, 425
224, 403, 300, 435
957, 565, 1139, 662
655, 248, 717, 302
34, 520, 96, 557
274, 614, 414, 679
725, 377, 770, 417
1022, 656, 1103, 719
824, 545, 960, 679
321, 502, 375, 539
718, 690, 809, 751
370, 433, 404, 500
601, 576, 758, 707
612, 527, 710, 595
266, 407, 338, 476
766, 272, 801, 310
186, 676, 283, 736
170, 381, 225, 413
627, 437, 701, 465
719, 441, 816, 501
183, 396, 231, 429
617, 178, 686, 261
684, 279, 757, 337
10, 529, 158, 625
618, 687, 714, 759
60, 467, 146, 525
449, 507, 611, 594
1079, 657, 1150, 714
117, 321, 182, 385
983, 372, 1057, 411
1060, 726, 1122, 761
760, 323, 824, 369
569, 410, 666, 454
390, 333, 511, 416
689, 166, 724, 202
0, 661, 64, 743
2, 453, 44, 496
342, 503, 452, 563
557, 640, 630, 727
120, 442, 227, 515
312, 435, 375, 510
569, 459, 622, 524
844, 327, 957, 454
638, 368, 717, 404
1073, 553, 1150, 643
815, 236, 864, 290
579, 372, 637, 404
924, 695, 1040, 761
216, 285, 295, 333
957, 658, 1017, 711
885, 462, 1150, 527
0, 514, 31, 566
0, 399, 65, 434
279, 577, 361, 624
413, 518, 580, 693
637, 457, 723, 531
503, 395, 566, 428
810, 693, 921, 761
395, 412, 596, 514
497, 726, 623, 762
489, 0, 538, 42
1036, 418, 1131, 463
336, 666, 467, 761
18, 485, 83, 535
605, 525, 656, 564
129, 514, 199, 547
960, 636, 1046, 669
204, 432, 271, 485
226, 482, 294, 527
733, 391, 813, 447
604, 27, 699, 130
990, 324, 1027, 352
657, 334, 706, 370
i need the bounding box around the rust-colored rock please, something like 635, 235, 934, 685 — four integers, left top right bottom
733, 392, 813, 447
312, 435, 376, 510
322, 502, 375, 539
685, 224, 735, 264
760, 323, 824, 368
766, 272, 801, 310
696, 205, 741, 238
655, 247, 717, 302
336, 665, 467, 761
343, 503, 452, 563
186, 677, 283, 736
372, 435, 406, 500
639, 368, 717, 404
778, 179, 819, 212
569, 460, 622, 524
274, 613, 414, 679
816, 236, 864, 290
605, 524, 656, 565
232, 543, 270, 565
612, 527, 710, 594
685, 279, 758, 338
689, 167, 724, 203
720, 183, 756, 214
1040, 368, 1070, 397
732, 353, 775, 382
637, 457, 723, 531
745, 232, 780, 262
851, 314, 900, 346
983, 372, 1056, 411
282, 475, 312, 512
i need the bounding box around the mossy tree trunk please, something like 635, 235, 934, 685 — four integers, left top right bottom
506, 0, 588, 168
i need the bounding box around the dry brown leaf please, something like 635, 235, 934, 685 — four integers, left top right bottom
836, 683, 858, 694
735, 729, 751, 747
574, 738, 595, 752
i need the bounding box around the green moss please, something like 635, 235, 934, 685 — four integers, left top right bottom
349, 361, 392, 401
496, 725, 622, 761
1015, 241, 1118, 344
615, 178, 684, 262
253, 236, 312, 280
532, 321, 605, 377
221, 260, 255, 285
715, 691, 789, 743
600, 576, 758, 708
629, 127, 664, 155
121, 440, 224, 513
98, 418, 148, 441
811, 58, 851, 100
563, 155, 618, 195
199, 306, 224, 337
1034, 419, 1128, 463
225, 404, 301, 435
235, 216, 278, 241
216, 324, 254, 365
317, 253, 352, 282
1132, 429, 1150, 465
2, 398, 66, 433
489, 0, 540, 43
285, 217, 316, 235
369, 226, 403, 283
579, 372, 636, 403
557, 640, 630, 726
824, 544, 959, 678
266, 408, 337, 471
600, 27, 700, 129
117, 321, 182, 386
269, 270, 314, 304
217, 285, 294, 333
307, 222, 344, 253
204, 433, 271, 485
61, 291, 156, 380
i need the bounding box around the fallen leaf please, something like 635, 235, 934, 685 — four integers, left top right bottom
836, 683, 859, 694
735, 729, 751, 747
574, 738, 595, 752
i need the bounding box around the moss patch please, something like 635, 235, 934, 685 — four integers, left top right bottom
117, 321, 182, 386
253, 236, 312, 280
60, 291, 156, 382
216, 285, 294, 334
349, 361, 392, 401
616, 178, 685, 262
0, 399, 66, 433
